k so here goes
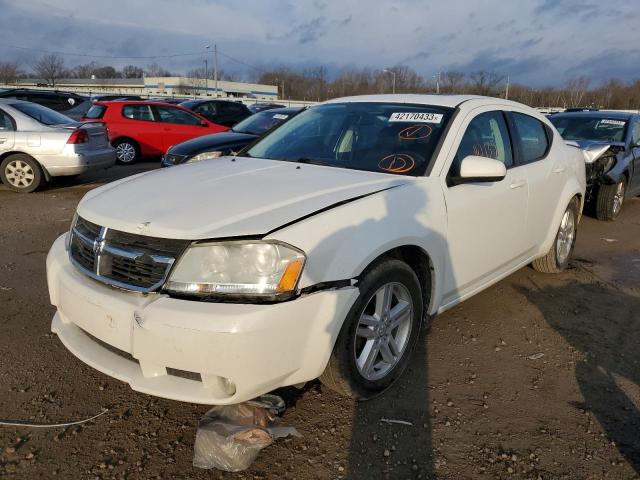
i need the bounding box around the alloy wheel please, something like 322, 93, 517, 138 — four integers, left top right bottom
556, 208, 575, 265
116, 142, 136, 163
612, 181, 625, 216
5, 160, 35, 189
354, 282, 413, 381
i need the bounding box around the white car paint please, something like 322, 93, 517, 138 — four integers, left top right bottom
46, 94, 586, 404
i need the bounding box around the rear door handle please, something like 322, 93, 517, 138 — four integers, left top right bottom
553, 167, 566, 173
0, 138, 6, 144
510, 180, 527, 189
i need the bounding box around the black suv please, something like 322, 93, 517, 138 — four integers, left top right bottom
179, 100, 251, 127
0, 89, 91, 120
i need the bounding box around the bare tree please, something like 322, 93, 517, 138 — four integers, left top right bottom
566, 76, 591, 107
73, 62, 99, 78
468, 71, 506, 96
34, 54, 66, 86
122, 65, 144, 79
145, 63, 172, 77
441, 71, 466, 93
0, 62, 21, 85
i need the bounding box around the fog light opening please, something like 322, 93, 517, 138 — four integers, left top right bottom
218, 376, 236, 396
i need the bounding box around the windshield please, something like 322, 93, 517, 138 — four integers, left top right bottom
11, 102, 74, 126
245, 102, 453, 176
550, 116, 628, 142
233, 110, 295, 136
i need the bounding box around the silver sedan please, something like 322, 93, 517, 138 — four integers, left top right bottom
0, 99, 115, 193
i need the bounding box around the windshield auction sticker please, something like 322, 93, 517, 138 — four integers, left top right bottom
600, 119, 625, 126
389, 112, 443, 123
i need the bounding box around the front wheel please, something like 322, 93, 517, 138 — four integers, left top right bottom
319, 258, 423, 399
531, 198, 579, 274
596, 178, 626, 221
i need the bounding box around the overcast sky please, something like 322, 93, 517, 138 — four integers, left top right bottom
1, 0, 638, 86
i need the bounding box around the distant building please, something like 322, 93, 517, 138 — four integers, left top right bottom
10, 76, 279, 100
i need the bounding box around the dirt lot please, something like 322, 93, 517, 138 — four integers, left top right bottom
1, 165, 639, 480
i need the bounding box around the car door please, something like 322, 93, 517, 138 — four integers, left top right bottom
507, 111, 564, 251
441, 109, 528, 305
119, 104, 162, 156
0, 108, 15, 153
629, 118, 640, 195
153, 105, 210, 151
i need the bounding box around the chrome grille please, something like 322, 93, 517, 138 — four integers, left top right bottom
69, 216, 189, 292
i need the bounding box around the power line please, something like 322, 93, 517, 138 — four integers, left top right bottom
216, 51, 263, 73
4, 44, 210, 60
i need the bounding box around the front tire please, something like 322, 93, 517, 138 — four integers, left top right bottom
0, 154, 45, 193
319, 258, 423, 399
596, 178, 626, 221
113, 138, 139, 164
531, 198, 579, 273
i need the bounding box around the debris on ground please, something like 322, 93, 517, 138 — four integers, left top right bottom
380, 418, 413, 426
193, 394, 300, 472
0, 409, 109, 428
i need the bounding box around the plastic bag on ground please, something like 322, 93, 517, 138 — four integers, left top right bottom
193, 394, 301, 472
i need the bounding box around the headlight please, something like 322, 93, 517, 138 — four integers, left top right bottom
66, 213, 78, 251
165, 241, 305, 300
186, 151, 223, 163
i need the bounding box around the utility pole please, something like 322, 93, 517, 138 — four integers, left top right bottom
383, 68, 396, 94
505, 75, 510, 100
204, 59, 208, 81
214, 44, 219, 98
434, 72, 441, 94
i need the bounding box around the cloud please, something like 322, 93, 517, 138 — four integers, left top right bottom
0, 0, 638, 86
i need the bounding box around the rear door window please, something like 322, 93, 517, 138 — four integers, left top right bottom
154, 106, 202, 125
122, 104, 154, 121
512, 113, 549, 164
0, 109, 15, 131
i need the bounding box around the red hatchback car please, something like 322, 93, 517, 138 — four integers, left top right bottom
83, 101, 228, 164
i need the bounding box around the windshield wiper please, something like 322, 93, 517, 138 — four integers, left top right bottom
293, 157, 332, 167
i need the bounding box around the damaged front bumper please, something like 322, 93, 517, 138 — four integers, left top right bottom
46, 234, 358, 404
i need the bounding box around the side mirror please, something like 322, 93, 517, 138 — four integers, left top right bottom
457, 155, 507, 183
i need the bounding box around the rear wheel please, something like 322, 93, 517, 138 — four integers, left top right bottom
0, 154, 44, 193
531, 198, 579, 273
319, 258, 423, 399
113, 138, 139, 164
596, 178, 626, 221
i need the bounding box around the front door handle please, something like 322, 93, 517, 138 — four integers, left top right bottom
553, 167, 566, 173
0, 138, 6, 144
510, 180, 526, 189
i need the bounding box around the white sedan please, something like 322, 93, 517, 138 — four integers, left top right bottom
46, 94, 585, 404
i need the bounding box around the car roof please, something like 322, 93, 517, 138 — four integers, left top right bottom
0, 98, 32, 105
260, 107, 301, 114
322, 94, 493, 108
550, 110, 635, 120
94, 100, 190, 106
0, 88, 86, 97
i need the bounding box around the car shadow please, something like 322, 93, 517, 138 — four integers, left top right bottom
517, 280, 640, 474
45, 162, 160, 191
288, 180, 454, 479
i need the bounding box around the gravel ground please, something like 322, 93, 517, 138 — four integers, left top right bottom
1, 164, 639, 480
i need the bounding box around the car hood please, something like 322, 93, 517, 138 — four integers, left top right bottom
169, 131, 257, 156
77, 157, 410, 240
565, 139, 626, 164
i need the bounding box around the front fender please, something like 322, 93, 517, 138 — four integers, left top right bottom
602, 152, 632, 185
268, 180, 449, 313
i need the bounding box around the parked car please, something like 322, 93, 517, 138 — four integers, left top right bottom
179, 99, 251, 127
0, 89, 92, 120
161, 107, 301, 167
83, 101, 228, 164
47, 94, 585, 404
549, 110, 640, 220
247, 102, 286, 114
0, 99, 115, 193
147, 97, 186, 104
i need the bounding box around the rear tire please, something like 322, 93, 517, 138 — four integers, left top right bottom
531, 198, 579, 274
319, 258, 423, 400
596, 178, 626, 221
113, 138, 139, 164
0, 154, 45, 193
